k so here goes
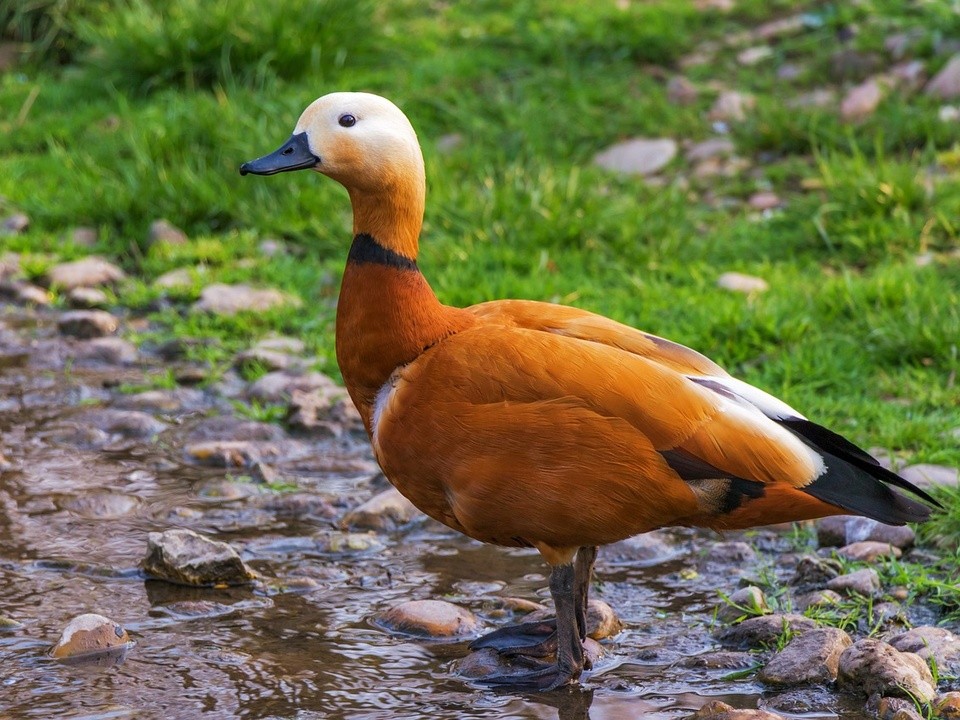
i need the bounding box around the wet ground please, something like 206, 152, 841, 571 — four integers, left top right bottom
0, 306, 901, 719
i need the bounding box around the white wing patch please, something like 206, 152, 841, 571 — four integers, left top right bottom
687, 375, 807, 421
371, 378, 396, 446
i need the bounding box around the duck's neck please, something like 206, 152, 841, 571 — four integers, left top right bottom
335, 231, 473, 434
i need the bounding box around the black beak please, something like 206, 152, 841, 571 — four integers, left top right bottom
239, 132, 320, 176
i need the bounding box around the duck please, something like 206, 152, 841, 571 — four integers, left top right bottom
240, 91, 937, 690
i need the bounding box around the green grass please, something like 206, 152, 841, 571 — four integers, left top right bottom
1, 0, 959, 541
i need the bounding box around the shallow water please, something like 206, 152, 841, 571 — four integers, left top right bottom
0, 308, 890, 719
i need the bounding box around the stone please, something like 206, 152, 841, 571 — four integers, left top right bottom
737, 46, 773, 66
57, 310, 119, 339
876, 697, 923, 720
759, 627, 852, 686
787, 89, 836, 109
836, 541, 902, 562
844, 517, 915, 549
73, 337, 138, 365
838, 638, 936, 702
686, 138, 735, 162
255, 336, 306, 355
601, 530, 679, 566
50, 613, 132, 660
74, 409, 167, 439
46, 256, 125, 290
825, 568, 880, 597
584, 599, 622, 640
70, 227, 98, 247
899, 464, 959, 489
377, 600, 479, 639
455, 640, 604, 684
717, 586, 769, 623
64, 492, 140, 519
234, 347, 307, 373
707, 541, 756, 564
708, 91, 755, 122
679, 651, 757, 670
148, 219, 188, 246
143, 528, 257, 586
187, 416, 286, 442
717, 613, 816, 649
688, 700, 785, 720
154, 268, 195, 289
341, 487, 423, 531
593, 138, 678, 176
841, 78, 885, 121
748, 192, 782, 211
890, 60, 927, 92
753, 15, 806, 41
776, 63, 803, 80
0, 252, 20, 278
794, 589, 841, 612
247, 370, 340, 403
717, 272, 768, 294
816, 516, 848, 547
185, 440, 281, 468
927, 55, 960, 99
1, 213, 29, 235
934, 692, 960, 719
0, 280, 50, 305
0, 615, 23, 630
314, 531, 383, 554
67, 286, 109, 308
667, 76, 699, 105
888, 627, 960, 677
193, 283, 296, 316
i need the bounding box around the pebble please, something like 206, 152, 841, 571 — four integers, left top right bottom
840, 77, 885, 121
934, 692, 960, 719
46, 256, 125, 290
64, 492, 140, 519
74, 409, 167, 439
817, 516, 915, 549
717, 586, 769, 623
148, 218, 188, 246
686, 138, 735, 162
287, 388, 342, 435
717, 272, 769, 294
601, 530, 679, 566
70, 226, 98, 247
593, 138, 678, 176
187, 416, 286, 442
154, 268, 195, 289
185, 440, 281, 468
114, 388, 205, 413
0, 615, 23, 630
73, 337, 138, 365
377, 599, 479, 639
688, 700, 785, 720
247, 370, 340, 404
927, 54, 960, 99
737, 46, 773, 66
192, 283, 297, 316
838, 638, 936, 703
876, 697, 924, 720
667, 76, 699, 105
0, 280, 51, 305
787, 89, 836, 109
836, 541, 902, 562
747, 192, 782, 211
67, 286, 109, 308
890, 60, 927, 92
341, 487, 423, 531
753, 15, 806, 41
314, 531, 384, 555
825, 568, 880, 597
0, 252, 20, 278
717, 613, 816, 649
679, 651, 756, 670
759, 627, 852, 686
888, 626, 960, 677
143, 528, 257, 586
708, 91, 755, 122
50, 613, 132, 660
794, 589, 841, 612
1, 213, 29, 235
57, 310, 119, 339
707, 541, 757, 564
899, 463, 958, 489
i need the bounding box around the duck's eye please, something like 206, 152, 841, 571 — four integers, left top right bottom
338, 114, 357, 128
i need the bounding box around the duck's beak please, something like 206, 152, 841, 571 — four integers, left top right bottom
239, 133, 320, 176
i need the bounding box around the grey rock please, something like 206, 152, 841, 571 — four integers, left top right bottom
67, 286, 109, 308
707, 541, 757, 564
794, 589, 842, 612
50, 613, 132, 660
667, 76, 699, 105
753, 14, 806, 41
678, 651, 756, 669
816, 516, 848, 547
187, 415, 286, 442
314, 531, 384, 555
193, 283, 297, 316
836, 541, 902, 562
255, 336, 306, 355
748, 192, 782, 211
717, 586, 769, 623
73, 337, 138, 365
888, 626, 960, 677
113, 388, 206, 414
57, 310, 118, 339
876, 697, 923, 720
927, 55, 960, 99
286, 388, 343, 435
185, 440, 282, 468
899, 463, 959, 489
717, 613, 816, 649
787, 89, 836, 109
0, 252, 20, 279
602, 530, 679, 566
1, 213, 29, 235
148, 219, 188, 246
377, 599, 478, 638
841, 77, 885, 121
708, 91, 755, 122
844, 517, 915, 549
234, 347, 308, 373
47, 256, 125, 290
890, 60, 927, 92
0, 280, 50, 305
64, 492, 140, 519
153, 268, 195, 289
74, 409, 167, 439
688, 700, 785, 720
686, 138, 735, 162
593, 138, 677, 176
717, 272, 768, 294
144, 528, 257, 586
759, 627, 853, 685
825, 568, 880, 597
737, 46, 773, 66
247, 370, 340, 403
341, 487, 423, 531
837, 638, 936, 702
934, 692, 960, 719
70, 227, 98, 247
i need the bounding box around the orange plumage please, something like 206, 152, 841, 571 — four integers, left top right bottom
241, 91, 935, 689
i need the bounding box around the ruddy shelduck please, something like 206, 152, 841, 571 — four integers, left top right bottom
241, 92, 936, 690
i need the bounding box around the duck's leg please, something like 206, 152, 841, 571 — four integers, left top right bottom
470, 545, 597, 660
479, 561, 585, 690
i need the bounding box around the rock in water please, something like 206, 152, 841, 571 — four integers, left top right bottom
143, 528, 257, 586
837, 638, 936, 702
377, 599, 479, 639
50, 613, 132, 661
759, 627, 852, 685
341, 487, 423, 531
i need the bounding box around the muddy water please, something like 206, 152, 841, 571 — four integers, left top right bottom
0, 308, 872, 719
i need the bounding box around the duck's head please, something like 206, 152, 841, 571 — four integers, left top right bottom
240, 91, 423, 194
